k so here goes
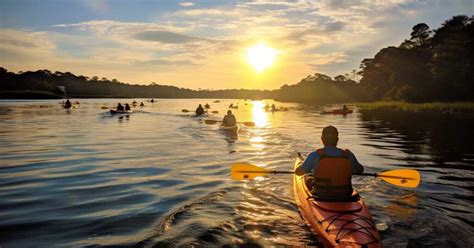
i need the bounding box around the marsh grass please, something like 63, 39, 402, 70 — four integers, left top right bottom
355, 101, 474, 113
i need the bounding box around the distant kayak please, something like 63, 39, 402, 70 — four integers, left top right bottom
293, 155, 381, 247
63, 104, 78, 109
220, 124, 239, 134
321, 109, 353, 115
110, 109, 132, 114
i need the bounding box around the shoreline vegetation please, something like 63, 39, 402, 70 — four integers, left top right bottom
356, 101, 474, 112
1, 15, 473, 105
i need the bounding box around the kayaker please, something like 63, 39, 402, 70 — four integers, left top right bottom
140, 102, 145, 107
64, 99, 72, 108
294, 126, 364, 199
222, 110, 237, 127
195, 104, 205, 116
229, 103, 234, 108
343, 105, 349, 112
205, 103, 210, 109
271, 104, 276, 111
116, 103, 124, 111
125, 103, 131, 111
133, 100, 137, 104
150, 99, 155, 103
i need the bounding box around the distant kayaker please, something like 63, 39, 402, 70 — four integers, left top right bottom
64, 99, 72, 108
222, 110, 237, 127
229, 103, 234, 108
195, 104, 205, 116
133, 100, 137, 104
294, 126, 364, 199
150, 99, 155, 103
342, 105, 349, 112
264, 103, 270, 111
116, 103, 124, 111
125, 103, 131, 111
271, 104, 276, 111
140, 102, 145, 107
205, 103, 210, 109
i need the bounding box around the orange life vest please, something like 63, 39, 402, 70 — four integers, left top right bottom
313, 148, 353, 198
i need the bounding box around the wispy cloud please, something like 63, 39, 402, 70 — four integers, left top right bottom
179, 2, 194, 7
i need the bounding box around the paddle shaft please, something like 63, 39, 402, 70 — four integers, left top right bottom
236, 170, 294, 174
361, 173, 417, 180
238, 171, 416, 179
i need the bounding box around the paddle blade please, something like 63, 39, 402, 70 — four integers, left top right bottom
101, 106, 108, 109
211, 111, 219, 114
182, 109, 190, 113
378, 169, 420, 188
205, 119, 218, 125
242, 122, 255, 127
231, 163, 270, 180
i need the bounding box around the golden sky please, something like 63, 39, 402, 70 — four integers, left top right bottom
0, 0, 471, 89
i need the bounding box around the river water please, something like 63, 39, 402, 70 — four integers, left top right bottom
0, 99, 472, 248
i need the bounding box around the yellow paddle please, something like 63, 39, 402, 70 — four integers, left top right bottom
230, 164, 420, 188
361, 170, 420, 188
205, 119, 255, 127
211, 111, 219, 114
101, 106, 109, 109
182, 109, 190, 113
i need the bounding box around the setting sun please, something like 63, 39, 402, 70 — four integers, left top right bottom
246, 42, 277, 72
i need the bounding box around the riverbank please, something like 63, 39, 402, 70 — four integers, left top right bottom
355, 101, 474, 113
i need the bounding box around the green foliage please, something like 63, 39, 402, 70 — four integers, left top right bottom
358, 15, 473, 102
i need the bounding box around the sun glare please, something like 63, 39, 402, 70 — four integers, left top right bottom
246, 42, 277, 72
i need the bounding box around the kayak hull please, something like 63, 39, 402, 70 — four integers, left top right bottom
220, 124, 239, 135
293, 156, 381, 248
110, 109, 132, 114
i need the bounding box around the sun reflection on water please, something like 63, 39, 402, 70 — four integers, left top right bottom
252, 101, 268, 128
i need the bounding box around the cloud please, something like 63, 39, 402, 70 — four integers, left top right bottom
308, 52, 348, 67
134, 58, 196, 66
179, 2, 194, 7
133, 31, 202, 44
325, 21, 346, 32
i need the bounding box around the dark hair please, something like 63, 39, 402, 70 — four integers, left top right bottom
227, 110, 232, 114
321, 125, 339, 146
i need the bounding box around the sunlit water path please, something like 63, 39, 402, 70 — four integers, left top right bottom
0, 99, 472, 247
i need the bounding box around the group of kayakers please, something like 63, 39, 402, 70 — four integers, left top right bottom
264, 103, 277, 112
194, 103, 236, 127
116, 103, 131, 111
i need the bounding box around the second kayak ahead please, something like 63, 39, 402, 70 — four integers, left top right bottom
220, 124, 239, 135
293, 155, 381, 247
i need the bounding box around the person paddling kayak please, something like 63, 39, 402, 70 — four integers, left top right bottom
195, 104, 205, 116
342, 104, 349, 112
64, 99, 72, 108
116, 103, 125, 111
222, 110, 237, 127
294, 125, 364, 199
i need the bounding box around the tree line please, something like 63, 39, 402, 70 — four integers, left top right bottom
1, 15, 472, 103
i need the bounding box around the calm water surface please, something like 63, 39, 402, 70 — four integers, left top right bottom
0, 99, 472, 247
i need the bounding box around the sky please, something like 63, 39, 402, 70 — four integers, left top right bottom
0, 0, 472, 90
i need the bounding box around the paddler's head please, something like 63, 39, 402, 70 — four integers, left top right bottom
227, 110, 232, 115
321, 125, 339, 147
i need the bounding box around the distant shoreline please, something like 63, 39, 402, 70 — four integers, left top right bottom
356, 101, 474, 112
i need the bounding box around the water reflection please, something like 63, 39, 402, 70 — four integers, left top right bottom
251, 101, 268, 128
384, 193, 418, 220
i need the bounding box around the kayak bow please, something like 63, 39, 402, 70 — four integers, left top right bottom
293, 156, 381, 247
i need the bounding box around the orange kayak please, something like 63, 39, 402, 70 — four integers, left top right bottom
293, 156, 381, 247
